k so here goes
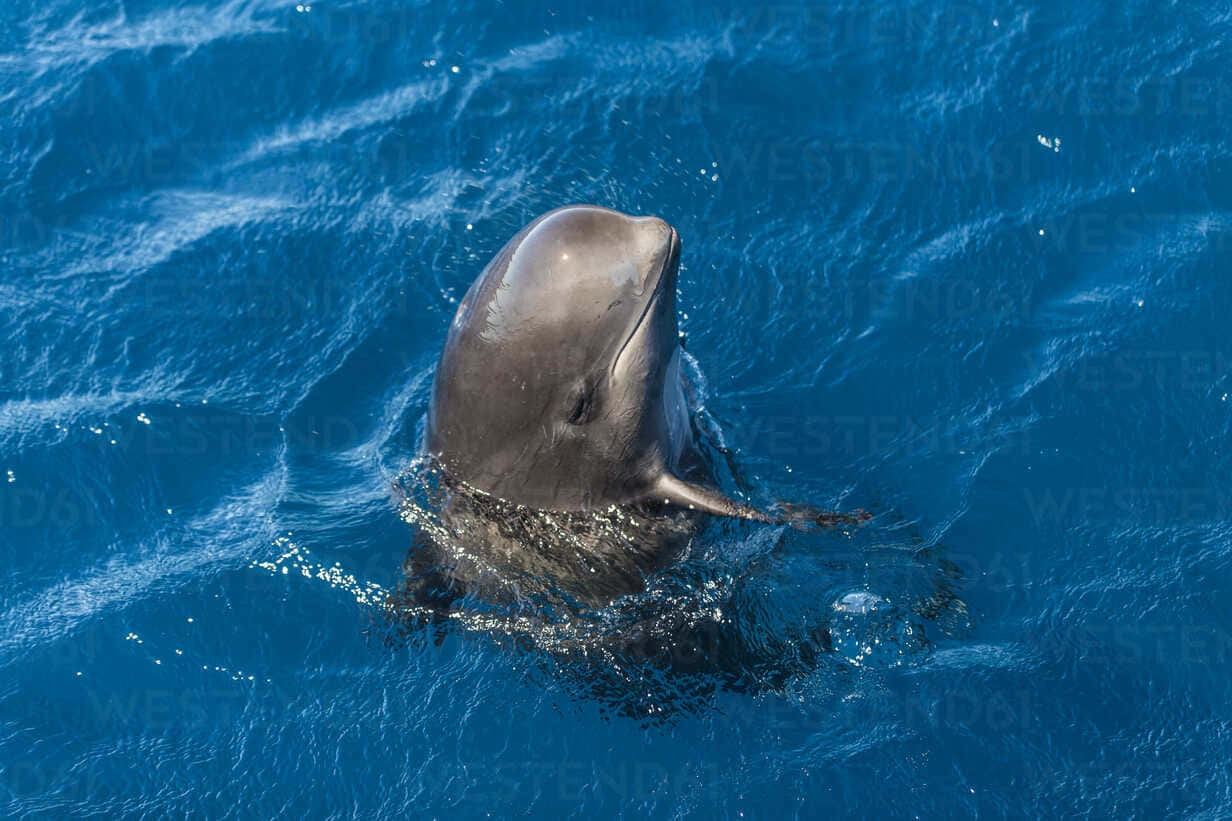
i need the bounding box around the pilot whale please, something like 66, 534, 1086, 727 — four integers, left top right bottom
399, 205, 866, 616
386, 203, 879, 704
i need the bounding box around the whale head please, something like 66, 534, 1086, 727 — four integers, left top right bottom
427, 205, 770, 522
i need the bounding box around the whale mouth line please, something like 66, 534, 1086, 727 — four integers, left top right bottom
610, 228, 680, 377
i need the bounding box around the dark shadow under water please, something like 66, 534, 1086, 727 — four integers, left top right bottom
380, 459, 971, 722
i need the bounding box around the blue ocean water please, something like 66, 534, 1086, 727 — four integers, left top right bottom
4, 0, 1232, 816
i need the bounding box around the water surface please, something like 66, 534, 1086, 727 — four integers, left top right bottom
3, 0, 1231, 816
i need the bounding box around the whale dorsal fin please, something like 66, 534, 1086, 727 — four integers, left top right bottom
650, 473, 776, 523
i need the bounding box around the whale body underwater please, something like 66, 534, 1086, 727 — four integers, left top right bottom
398, 205, 867, 614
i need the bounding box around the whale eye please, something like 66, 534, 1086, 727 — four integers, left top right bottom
566, 383, 595, 425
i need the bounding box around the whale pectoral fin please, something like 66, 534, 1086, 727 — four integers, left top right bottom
649, 475, 874, 530
650, 474, 777, 523
771, 501, 874, 531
